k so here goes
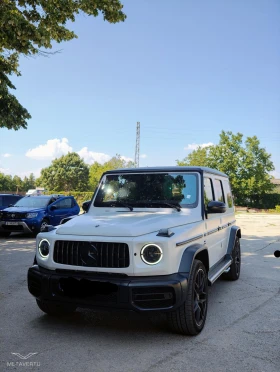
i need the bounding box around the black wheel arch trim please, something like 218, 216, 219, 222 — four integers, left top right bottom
178, 243, 209, 274
227, 225, 241, 256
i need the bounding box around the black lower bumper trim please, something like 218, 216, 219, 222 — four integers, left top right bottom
28, 265, 189, 312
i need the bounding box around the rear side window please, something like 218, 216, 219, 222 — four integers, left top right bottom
0, 195, 20, 206
8, 196, 22, 205
204, 178, 214, 206
214, 179, 225, 202
223, 180, 233, 208
55, 198, 72, 209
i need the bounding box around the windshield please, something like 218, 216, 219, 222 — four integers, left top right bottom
14, 197, 50, 208
94, 172, 198, 208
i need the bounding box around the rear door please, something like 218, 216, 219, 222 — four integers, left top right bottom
212, 178, 228, 258
221, 179, 235, 253
204, 175, 227, 267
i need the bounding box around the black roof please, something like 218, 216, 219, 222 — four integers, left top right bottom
104, 166, 228, 178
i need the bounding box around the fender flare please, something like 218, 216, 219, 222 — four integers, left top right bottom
227, 225, 241, 256
178, 243, 208, 274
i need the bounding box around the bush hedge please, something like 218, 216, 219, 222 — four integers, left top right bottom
246, 193, 280, 209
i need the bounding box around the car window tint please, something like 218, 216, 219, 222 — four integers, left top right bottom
223, 180, 233, 208
7, 196, 20, 205
214, 179, 225, 202
204, 178, 214, 206
56, 198, 72, 209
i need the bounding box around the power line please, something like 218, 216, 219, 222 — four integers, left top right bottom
134, 122, 140, 167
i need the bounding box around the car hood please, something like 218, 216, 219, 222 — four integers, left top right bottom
2, 207, 44, 213
55, 211, 201, 237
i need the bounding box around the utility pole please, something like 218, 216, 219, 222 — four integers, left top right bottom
134, 121, 140, 168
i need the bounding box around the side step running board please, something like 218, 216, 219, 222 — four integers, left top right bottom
208, 259, 232, 285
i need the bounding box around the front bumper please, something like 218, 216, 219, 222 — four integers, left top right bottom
0, 220, 33, 233
28, 265, 189, 312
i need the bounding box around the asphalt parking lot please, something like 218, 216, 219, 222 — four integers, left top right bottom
0, 214, 279, 372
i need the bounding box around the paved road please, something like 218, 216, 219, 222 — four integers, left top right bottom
0, 215, 279, 372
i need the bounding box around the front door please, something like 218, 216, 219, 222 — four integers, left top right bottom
50, 198, 73, 225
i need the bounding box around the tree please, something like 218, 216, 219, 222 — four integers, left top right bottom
0, 0, 126, 130
12, 175, 23, 192
177, 146, 210, 167
22, 173, 36, 191
38, 152, 89, 191
0, 172, 14, 191
176, 131, 275, 205
89, 154, 134, 190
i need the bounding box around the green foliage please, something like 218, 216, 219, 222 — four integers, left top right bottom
0, 0, 126, 130
0, 172, 14, 191
22, 173, 36, 190
0, 171, 36, 191
177, 131, 275, 206
89, 154, 134, 190
177, 146, 209, 167
0, 70, 31, 130
38, 152, 89, 191
251, 193, 280, 209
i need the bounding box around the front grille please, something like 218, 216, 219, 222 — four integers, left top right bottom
53, 241, 129, 268
132, 287, 175, 309
1, 212, 26, 219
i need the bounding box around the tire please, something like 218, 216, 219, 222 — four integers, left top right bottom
34, 219, 49, 235
167, 259, 208, 336
36, 299, 76, 316
0, 232, 11, 238
222, 236, 241, 281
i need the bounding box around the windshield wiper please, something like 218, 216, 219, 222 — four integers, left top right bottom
149, 201, 181, 212
109, 201, 134, 211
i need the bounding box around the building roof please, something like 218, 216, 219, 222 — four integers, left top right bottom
104, 166, 228, 177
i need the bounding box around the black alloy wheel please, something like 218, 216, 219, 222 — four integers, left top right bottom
193, 267, 207, 327
222, 236, 241, 281
167, 259, 208, 335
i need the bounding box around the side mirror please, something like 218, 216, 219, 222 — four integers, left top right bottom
50, 205, 57, 211
82, 200, 91, 212
9, 204, 14, 207
207, 201, 226, 214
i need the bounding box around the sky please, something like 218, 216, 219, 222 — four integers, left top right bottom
0, 0, 280, 179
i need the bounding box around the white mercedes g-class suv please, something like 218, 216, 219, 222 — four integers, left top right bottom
28, 167, 241, 335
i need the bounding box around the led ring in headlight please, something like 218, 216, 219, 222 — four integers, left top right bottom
38, 239, 50, 258
141, 244, 163, 265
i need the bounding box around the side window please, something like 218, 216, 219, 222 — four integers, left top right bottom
55, 198, 72, 209
9, 196, 21, 205
204, 178, 214, 206
223, 180, 233, 208
6, 196, 13, 205
214, 179, 225, 202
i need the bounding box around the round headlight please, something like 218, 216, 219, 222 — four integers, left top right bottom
141, 244, 163, 265
38, 239, 50, 258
